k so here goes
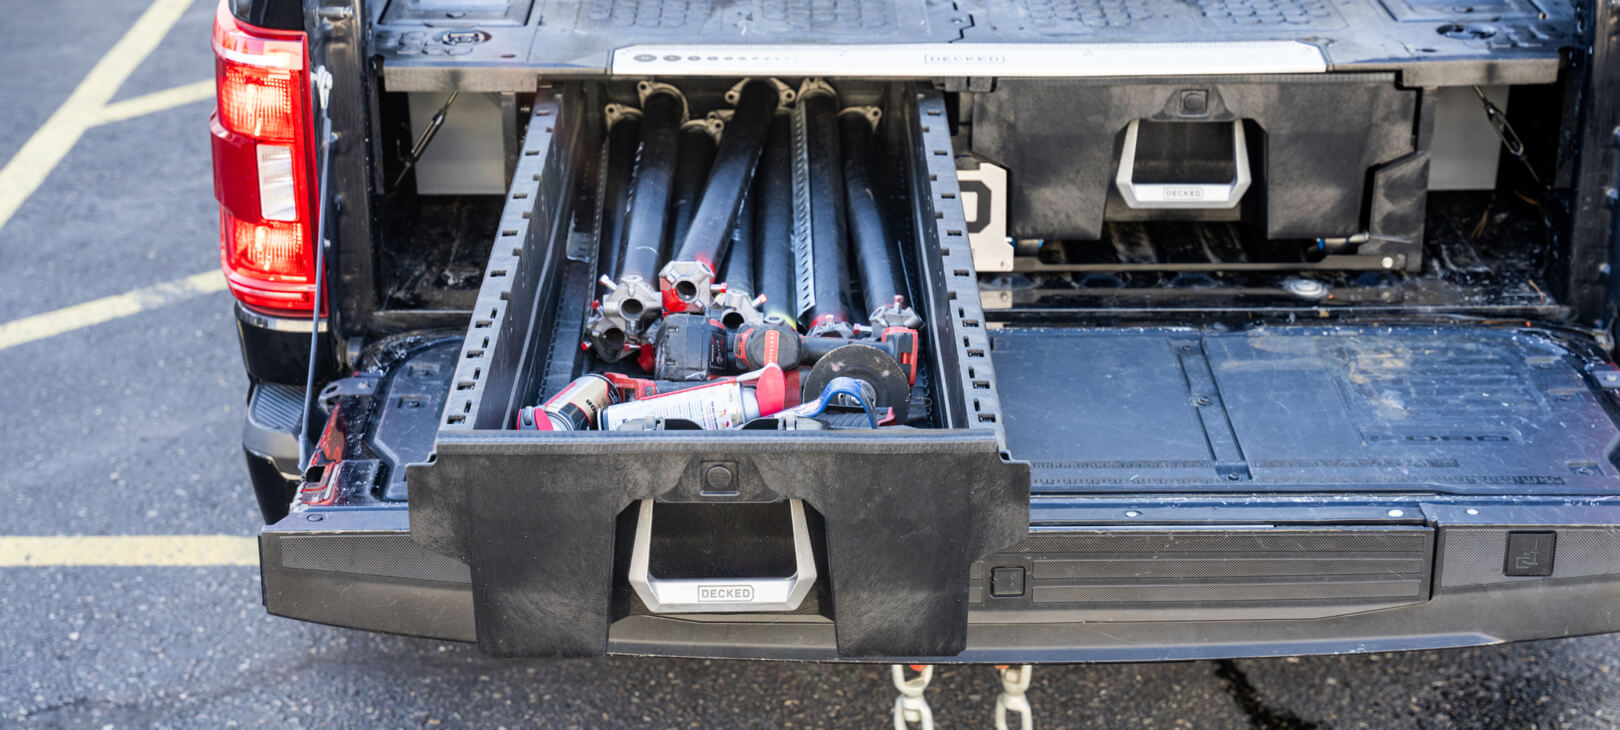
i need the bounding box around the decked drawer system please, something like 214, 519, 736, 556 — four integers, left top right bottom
251, 0, 1620, 661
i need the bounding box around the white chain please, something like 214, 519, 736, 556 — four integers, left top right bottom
993, 665, 1033, 730
891, 664, 935, 730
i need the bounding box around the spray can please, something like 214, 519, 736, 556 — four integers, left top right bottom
600, 364, 786, 430
517, 374, 615, 431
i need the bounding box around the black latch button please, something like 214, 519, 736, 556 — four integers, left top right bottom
1504, 531, 1556, 577
990, 567, 1026, 597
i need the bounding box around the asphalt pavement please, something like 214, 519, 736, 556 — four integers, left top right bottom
2, 1, 1619, 727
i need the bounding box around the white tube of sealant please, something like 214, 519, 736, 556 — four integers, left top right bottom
600, 364, 786, 430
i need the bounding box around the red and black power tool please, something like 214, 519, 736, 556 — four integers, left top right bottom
650, 313, 919, 386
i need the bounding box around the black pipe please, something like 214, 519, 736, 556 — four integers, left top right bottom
838, 110, 905, 320
668, 123, 717, 254
754, 113, 795, 327
617, 89, 683, 283
597, 115, 640, 289
797, 88, 851, 334
719, 184, 756, 296
670, 79, 779, 271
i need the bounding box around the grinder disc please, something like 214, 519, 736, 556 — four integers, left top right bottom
802, 343, 911, 424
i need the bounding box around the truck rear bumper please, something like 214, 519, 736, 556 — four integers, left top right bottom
261, 498, 1620, 662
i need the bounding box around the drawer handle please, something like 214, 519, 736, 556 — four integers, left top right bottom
627, 499, 818, 613
1115, 120, 1252, 210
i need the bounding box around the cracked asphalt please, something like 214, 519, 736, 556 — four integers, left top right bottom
2, 0, 1620, 727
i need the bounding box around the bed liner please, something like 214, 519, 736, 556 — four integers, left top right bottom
992, 325, 1620, 496
370, 0, 1576, 89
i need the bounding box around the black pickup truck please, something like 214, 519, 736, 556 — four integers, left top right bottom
217, 0, 1620, 660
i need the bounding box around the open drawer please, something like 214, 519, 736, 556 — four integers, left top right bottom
256, 70, 1620, 664
404, 82, 1030, 658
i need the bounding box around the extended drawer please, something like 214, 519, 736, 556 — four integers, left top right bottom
406, 81, 1030, 658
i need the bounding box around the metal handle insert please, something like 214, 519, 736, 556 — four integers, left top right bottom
1115, 120, 1251, 210
627, 499, 817, 613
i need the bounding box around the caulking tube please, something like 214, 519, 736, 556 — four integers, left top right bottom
517, 374, 616, 431
600, 364, 786, 430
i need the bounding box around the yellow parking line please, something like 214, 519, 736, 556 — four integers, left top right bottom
0, 0, 196, 234
0, 535, 257, 567
94, 79, 216, 126
0, 269, 226, 352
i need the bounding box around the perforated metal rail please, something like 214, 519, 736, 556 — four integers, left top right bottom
911, 89, 1006, 442
441, 89, 567, 431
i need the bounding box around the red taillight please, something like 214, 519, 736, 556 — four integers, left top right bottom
219, 64, 300, 141
210, 0, 317, 316
225, 210, 309, 277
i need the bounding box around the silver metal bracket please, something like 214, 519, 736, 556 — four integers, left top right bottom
839, 105, 882, 133
1115, 120, 1251, 209
603, 103, 642, 129
627, 499, 817, 613
635, 80, 690, 123
713, 287, 768, 328
869, 302, 923, 330
806, 319, 856, 338
1590, 366, 1620, 390
588, 274, 661, 361
683, 116, 724, 141
658, 259, 716, 313
796, 77, 837, 104
726, 77, 797, 112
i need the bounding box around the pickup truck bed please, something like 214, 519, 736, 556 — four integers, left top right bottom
258, 309, 1620, 659
226, 0, 1620, 662
259, 317, 1620, 659
254, 84, 1620, 660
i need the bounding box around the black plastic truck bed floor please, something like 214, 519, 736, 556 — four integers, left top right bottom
992, 326, 1620, 495
374, 0, 1572, 88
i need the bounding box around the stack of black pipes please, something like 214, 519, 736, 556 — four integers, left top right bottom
589, 78, 919, 364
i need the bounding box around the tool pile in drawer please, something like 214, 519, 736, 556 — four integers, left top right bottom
518, 78, 926, 432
